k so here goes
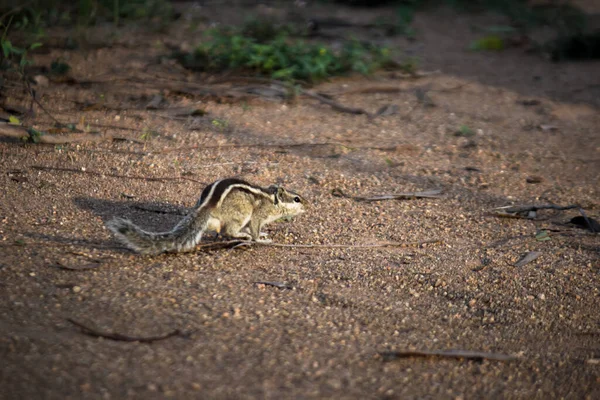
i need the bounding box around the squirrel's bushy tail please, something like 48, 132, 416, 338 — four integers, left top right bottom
106, 210, 208, 255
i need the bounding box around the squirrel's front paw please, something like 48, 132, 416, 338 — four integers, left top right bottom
255, 238, 272, 243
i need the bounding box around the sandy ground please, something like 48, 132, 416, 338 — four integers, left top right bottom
1, 2, 599, 399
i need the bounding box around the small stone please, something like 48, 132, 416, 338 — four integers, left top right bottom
538, 293, 546, 300
72, 286, 81, 293
34, 75, 49, 86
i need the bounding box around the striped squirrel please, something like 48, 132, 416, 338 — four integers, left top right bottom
107, 178, 307, 255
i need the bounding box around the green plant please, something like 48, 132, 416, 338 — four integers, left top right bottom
179, 28, 392, 83
0, 18, 42, 72
241, 17, 294, 43
469, 35, 505, 51
393, 4, 416, 37
0, 0, 174, 31
397, 56, 418, 74
455, 125, 475, 137
211, 118, 229, 132
26, 127, 44, 143
140, 127, 159, 141
50, 58, 71, 75
444, 0, 586, 35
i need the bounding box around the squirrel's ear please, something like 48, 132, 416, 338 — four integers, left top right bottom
267, 185, 284, 205
274, 186, 285, 205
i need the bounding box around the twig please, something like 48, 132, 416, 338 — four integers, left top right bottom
23, 77, 70, 128
0, 123, 110, 144
331, 83, 466, 97
300, 89, 374, 117
30, 165, 203, 184
577, 207, 596, 233
216, 77, 378, 117
194, 239, 441, 252
332, 188, 443, 201
380, 349, 517, 362
86, 122, 138, 132
253, 281, 296, 290
153, 141, 398, 155
51, 260, 103, 270
67, 318, 183, 343
493, 204, 578, 214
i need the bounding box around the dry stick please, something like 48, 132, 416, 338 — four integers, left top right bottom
253, 281, 296, 290
300, 89, 373, 116
67, 318, 182, 343
23, 77, 73, 129
195, 239, 441, 252
0, 122, 110, 144
85, 122, 138, 132
154, 141, 398, 155
577, 207, 596, 233
31, 165, 204, 184
209, 76, 377, 117
331, 83, 467, 97
380, 349, 517, 362
332, 188, 443, 201
493, 204, 579, 214
52, 260, 103, 271
42, 141, 398, 157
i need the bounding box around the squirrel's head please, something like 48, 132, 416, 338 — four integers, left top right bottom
269, 185, 307, 217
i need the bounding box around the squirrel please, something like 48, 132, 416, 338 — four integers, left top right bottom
106, 178, 307, 255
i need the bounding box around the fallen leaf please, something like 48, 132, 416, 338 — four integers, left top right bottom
535, 230, 551, 242
514, 251, 542, 267
526, 176, 543, 184
539, 124, 558, 132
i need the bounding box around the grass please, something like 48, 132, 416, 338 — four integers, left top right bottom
1, 0, 174, 28
0, 0, 174, 72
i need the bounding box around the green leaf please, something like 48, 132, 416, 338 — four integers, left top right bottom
29, 42, 43, 50
8, 115, 20, 125
27, 128, 44, 143
2, 39, 12, 58
470, 35, 505, 51
535, 230, 551, 242
456, 125, 475, 137
19, 55, 30, 68
10, 46, 25, 55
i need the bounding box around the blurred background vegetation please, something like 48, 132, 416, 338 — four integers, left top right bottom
0, 1, 596, 82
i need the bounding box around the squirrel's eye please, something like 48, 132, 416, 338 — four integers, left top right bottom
294, 196, 301, 203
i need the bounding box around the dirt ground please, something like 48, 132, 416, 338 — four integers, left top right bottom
1, 2, 599, 399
